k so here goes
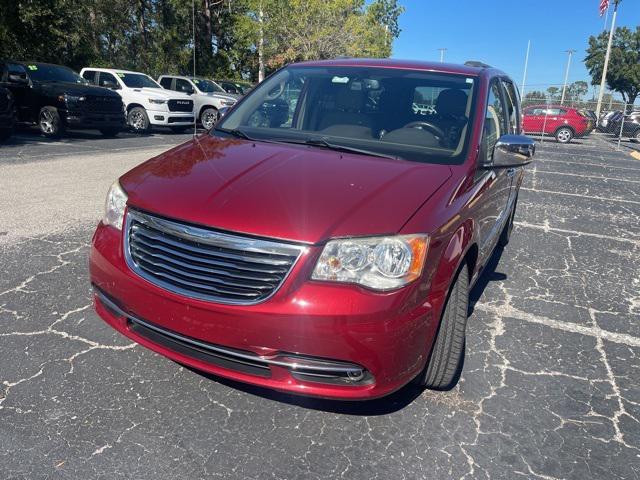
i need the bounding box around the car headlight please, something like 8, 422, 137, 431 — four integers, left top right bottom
148, 98, 167, 104
103, 181, 128, 230
221, 100, 236, 106
312, 235, 429, 291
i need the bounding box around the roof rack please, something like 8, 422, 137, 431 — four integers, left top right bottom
464, 61, 492, 68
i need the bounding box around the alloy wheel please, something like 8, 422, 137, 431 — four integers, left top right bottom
201, 110, 218, 130
40, 110, 54, 134
556, 128, 571, 143
129, 111, 145, 130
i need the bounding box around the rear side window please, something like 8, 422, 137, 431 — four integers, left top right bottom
5, 63, 28, 82
501, 80, 520, 134
175, 78, 194, 94
82, 70, 97, 83
159, 77, 173, 89
98, 72, 119, 88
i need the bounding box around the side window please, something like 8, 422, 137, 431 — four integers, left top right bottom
98, 72, 119, 89
7, 63, 28, 82
175, 78, 194, 94
501, 80, 520, 134
482, 81, 507, 163
159, 77, 173, 89
82, 70, 97, 84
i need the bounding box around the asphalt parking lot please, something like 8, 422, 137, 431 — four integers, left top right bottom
1, 131, 639, 479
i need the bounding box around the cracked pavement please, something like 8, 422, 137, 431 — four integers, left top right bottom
1, 133, 639, 479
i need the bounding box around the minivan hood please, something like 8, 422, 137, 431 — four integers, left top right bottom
121, 136, 452, 244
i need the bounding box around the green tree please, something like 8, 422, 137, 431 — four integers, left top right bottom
585, 26, 640, 105
546, 87, 559, 99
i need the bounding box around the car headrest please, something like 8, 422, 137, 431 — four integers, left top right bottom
435, 89, 468, 118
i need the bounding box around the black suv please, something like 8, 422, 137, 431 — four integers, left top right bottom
0, 61, 125, 137
0, 86, 15, 141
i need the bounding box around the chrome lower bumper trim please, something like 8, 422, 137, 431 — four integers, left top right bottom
93, 287, 373, 385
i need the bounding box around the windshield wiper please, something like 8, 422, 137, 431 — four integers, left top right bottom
301, 137, 400, 160
213, 127, 255, 141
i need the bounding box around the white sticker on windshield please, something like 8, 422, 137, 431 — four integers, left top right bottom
331, 76, 349, 84
466, 78, 474, 84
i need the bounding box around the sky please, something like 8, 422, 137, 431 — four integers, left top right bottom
391, 0, 640, 99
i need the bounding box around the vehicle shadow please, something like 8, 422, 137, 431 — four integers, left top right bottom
185, 364, 425, 415
184, 246, 509, 415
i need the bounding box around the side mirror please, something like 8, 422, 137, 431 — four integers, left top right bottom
483, 134, 535, 169
8, 73, 28, 84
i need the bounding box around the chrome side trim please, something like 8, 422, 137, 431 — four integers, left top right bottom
94, 288, 369, 379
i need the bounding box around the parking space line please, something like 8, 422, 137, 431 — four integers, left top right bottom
520, 188, 640, 205
531, 168, 640, 184
514, 221, 640, 246
631, 151, 640, 161
476, 303, 640, 348
540, 158, 640, 171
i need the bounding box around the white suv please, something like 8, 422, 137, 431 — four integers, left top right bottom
158, 75, 238, 130
79, 68, 195, 133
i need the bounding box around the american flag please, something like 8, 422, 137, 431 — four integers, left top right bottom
599, 0, 609, 16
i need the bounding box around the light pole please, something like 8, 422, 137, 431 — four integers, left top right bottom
437, 48, 447, 63
521, 40, 531, 98
560, 49, 575, 105
595, 0, 620, 116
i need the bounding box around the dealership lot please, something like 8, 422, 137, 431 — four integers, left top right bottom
0, 133, 639, 479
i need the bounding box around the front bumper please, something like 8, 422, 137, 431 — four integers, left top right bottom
146, 109, 194, 126
90, 223, 438, 400
62, 109, 125, 129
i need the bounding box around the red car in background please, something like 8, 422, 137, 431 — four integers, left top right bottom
90, 59, 535, 400
522, 105, 592, 143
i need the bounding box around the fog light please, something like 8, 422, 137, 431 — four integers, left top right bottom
346, 370, 365, 382
154, 115, 164, 121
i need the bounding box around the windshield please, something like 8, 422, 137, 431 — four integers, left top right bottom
119, 73, 161, 89
194, 78, 225, 93
216, 66, 477, 165
26, 64, 88, 84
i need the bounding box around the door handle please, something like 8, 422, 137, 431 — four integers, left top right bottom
506, 168, 516, 178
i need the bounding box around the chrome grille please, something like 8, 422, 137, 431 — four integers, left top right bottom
125, 209, 305, 305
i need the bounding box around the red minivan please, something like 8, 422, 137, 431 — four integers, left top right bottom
522, 104, 592, 143
90, 59, 534, 400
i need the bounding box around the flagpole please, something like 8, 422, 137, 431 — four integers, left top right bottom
595, 0, 619, 117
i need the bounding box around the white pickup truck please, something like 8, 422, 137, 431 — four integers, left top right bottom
158, 75, 238, 130
79, 67, 195, 133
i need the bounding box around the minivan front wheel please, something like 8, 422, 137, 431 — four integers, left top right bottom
555, 127, 573, 143
418, 264, 469, 390
39, 106, 65, 137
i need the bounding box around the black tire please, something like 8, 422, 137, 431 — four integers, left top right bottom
39, 106, 65, 138
419, 264, 469, 390
99, 128, 120, 137
170, 126, 191, 133
127, 107, 150, 133
498, 195, 517, 247
200, 107, 219, 130
555, 127, 573, 144
633, 129, 640, 143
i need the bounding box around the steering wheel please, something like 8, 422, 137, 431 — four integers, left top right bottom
265, 82, 285, 100
402, 121, 445, 139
